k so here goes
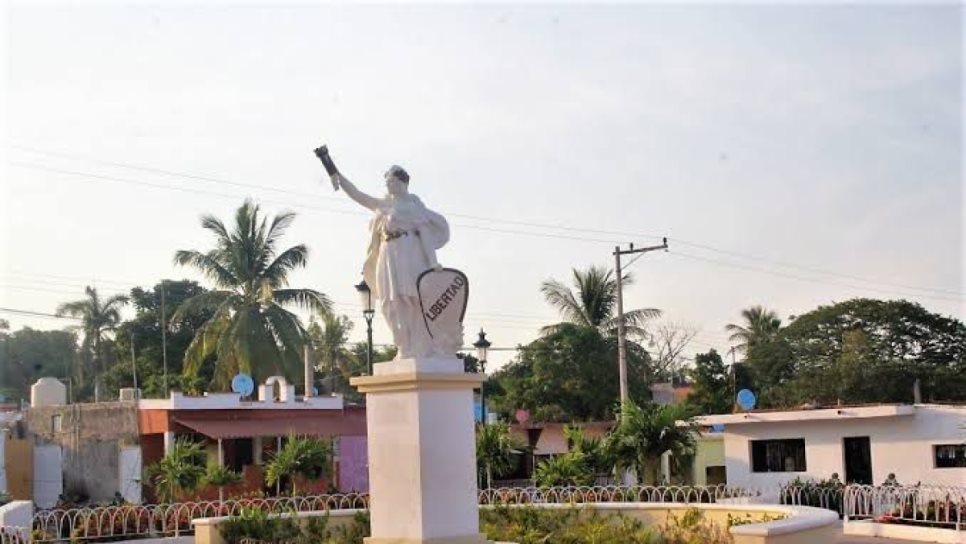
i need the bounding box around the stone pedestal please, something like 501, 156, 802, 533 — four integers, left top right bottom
351, 358, 488, 544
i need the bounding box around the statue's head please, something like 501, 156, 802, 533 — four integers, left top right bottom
385, 165, 410, 196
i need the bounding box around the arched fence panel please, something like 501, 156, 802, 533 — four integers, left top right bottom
845, 484, 965, 530
29, 493, 369, 543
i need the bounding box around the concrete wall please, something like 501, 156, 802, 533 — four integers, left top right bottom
25, 402, 139, 504
118, 446, 142, 504
720, 405, 966, 488
64, 441, 121, 503
0, 501, 33, 534
33, 444, 62, 509
0, 430, 5, 494
5, 435, 32, 501
691, 434, 725, 485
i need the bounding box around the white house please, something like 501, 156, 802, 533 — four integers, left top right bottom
697, 404, 966, 489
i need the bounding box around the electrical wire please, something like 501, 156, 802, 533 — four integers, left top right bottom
10, 144, 961, 297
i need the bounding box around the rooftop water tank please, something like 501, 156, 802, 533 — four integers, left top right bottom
31, 377, 67, 408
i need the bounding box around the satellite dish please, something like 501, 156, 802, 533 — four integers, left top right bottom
737, 389, 757, 411
231, 374, 254, 397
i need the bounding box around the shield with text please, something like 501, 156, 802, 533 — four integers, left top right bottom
417, 268, 469, 353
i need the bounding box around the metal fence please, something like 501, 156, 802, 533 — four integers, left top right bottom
0, 527, 28, 544
478, 484, 758, 505
490, 475, 617, 489
22, 484, 965, 543
30, 493, 369, 543
845, 484, 965, 530
779, 484, 845, 516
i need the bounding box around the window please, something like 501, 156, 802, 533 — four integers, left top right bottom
51, 415, 63, 433
751, 439, 806, 472
933, 444, 966, 468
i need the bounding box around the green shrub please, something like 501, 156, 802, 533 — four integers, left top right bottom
217, 509, 369, 544
480, 505, 657, 544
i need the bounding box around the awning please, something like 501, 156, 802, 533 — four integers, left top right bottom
173, 411, 366, 440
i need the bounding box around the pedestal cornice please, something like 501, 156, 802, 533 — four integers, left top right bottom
350, 372, 483, 394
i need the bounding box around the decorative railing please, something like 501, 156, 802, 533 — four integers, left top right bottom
779, 484, 845, 516
26, 484, 962, 543
30, 493, 369, 543
0, 527, 28, 544
478, 484, 758, 505
845, 484, 965, 530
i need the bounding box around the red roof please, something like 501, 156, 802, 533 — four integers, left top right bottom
173, 409, 366, 439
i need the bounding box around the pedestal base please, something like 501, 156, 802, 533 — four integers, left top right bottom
364, 534, 490, 544
351, 358, 484, 543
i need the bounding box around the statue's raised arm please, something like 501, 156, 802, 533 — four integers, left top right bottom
314, 145, 382, 211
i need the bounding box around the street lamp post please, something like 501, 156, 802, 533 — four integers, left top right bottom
473, 329, 491, 423
355, 280, 375, 375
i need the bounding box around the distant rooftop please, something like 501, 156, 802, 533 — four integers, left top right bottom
697, 403, 964, 426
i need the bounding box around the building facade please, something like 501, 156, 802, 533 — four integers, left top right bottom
697, 404, 966, 489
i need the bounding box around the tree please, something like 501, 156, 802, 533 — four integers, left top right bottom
308, 315, 363, 401
0, 327, 76, 403
173, 200, 332, 388
605, 401, 697, 485
533, 453, 595, 488
686, 349, 730, 416
562, 425, 612, 476
203, 464, 243, 503
265, 435, 333, 496
56, 286, 129, 399
145, 438, 206, 503
540, 266, 660, 338
475, 423, 523, 489
725, 306, 782, 356
488, 323, 652, 422
647, 321, 698, 382
103, 280, 216, 398
766, 298, 966, 406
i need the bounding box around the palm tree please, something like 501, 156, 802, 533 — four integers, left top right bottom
56, 286, 129, 398
475, 423, 523, 489
725, 305, 782, 356
605, 401, 697, 485
540, 266, 660, 338
533, 453, 594, 488
308, 314, 361, 396
145, 438, 206, 503
265, 435, 333, 496
562, 425, 612, 477
203, 463, 243, 503
173, 200, 332, 388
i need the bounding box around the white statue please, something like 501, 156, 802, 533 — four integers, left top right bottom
326, 160, 452, 360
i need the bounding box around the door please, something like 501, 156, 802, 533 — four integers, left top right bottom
843, 436, 872, 485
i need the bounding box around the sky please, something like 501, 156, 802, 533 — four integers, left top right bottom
1, 2, 963, 373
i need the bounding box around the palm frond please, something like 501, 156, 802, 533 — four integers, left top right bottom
174, 249, 239, 288
172, 291, 234, 323
540, 278, 588, 326
273, 288, 332, 316
263, 245, 309, 287
200, 214, 230, 243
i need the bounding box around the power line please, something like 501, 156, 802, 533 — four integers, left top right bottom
669, 237, 965, 298
10, 144, 961, 297
0, 307, 80, 320
9, 144, 663, 241
16, 158, 961, 306
667, 250, 963, 303
8, 161, 619, 245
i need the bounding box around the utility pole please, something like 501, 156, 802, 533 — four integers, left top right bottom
614, 237, 668, 404
160, 281, 169, 398
131, 333, 138, 395
729, 346, 737, 413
